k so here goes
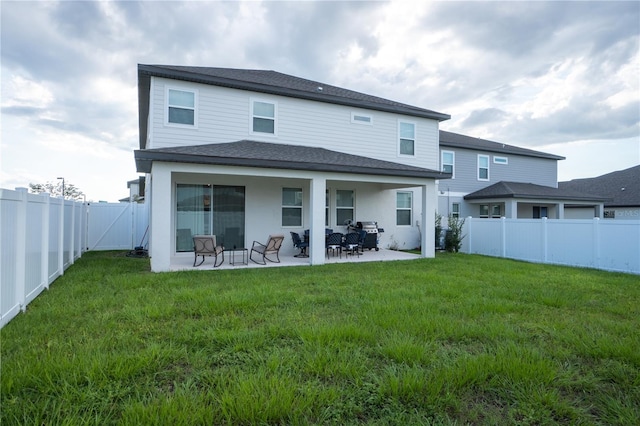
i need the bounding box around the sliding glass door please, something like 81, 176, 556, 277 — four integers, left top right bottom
176, 184, 245, 252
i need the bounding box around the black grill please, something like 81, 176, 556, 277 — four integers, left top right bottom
352, 221, 384, 251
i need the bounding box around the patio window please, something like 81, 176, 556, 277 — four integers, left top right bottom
479, 204, 489, 218
396, 191, 412, 226
491, 204, 502, 218
176, 184, 245, 252
167, 88, 197, 126
252, 99, 276, 134
442, 150, 455, 177
478, 155, 489, 181
398, 121, 415, 156
282, 187, 302, 227
336, 189, 354, 226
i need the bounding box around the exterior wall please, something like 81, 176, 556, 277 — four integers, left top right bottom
149, 77, 440, 171
439, 147, 558, 194
565, 206, 598, 219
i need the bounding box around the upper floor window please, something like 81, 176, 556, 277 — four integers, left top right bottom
282, 187, 302, 227
336, 189, 355, 226
167, 88, 197, 126
252, 99, 276, 134
398, 121, 415, 156
493, 156, 508, 165
396, 191, 412, 226
351, 112, 373, 125
478, 155, 490, 181
442, 150, 455, 177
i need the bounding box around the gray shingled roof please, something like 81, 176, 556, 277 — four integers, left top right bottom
134, 140, 451, 180
464, 181, 608, 202
558, 165, 640, 207
138, 64, 451, 149
439, 130, 565, 160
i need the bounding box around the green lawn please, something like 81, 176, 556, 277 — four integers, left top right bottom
2, 251, 638, 425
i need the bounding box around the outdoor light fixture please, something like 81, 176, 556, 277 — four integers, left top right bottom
57, 177, 65, 199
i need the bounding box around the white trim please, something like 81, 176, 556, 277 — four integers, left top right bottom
477, 154, 490, 181
351, 112, 373, 125
165, 86, 198, 128
493, 156, 508, 165
441, 150, 455, 178
250, 97, 277, 137
397, 120, 416, 157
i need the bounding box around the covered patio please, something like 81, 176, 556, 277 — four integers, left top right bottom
170, 247, 421, 271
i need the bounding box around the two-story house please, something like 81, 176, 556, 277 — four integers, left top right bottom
134, 65, 451, 272
437, 131, 606, 220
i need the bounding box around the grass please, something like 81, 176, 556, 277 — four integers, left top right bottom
1, 251, 639, 425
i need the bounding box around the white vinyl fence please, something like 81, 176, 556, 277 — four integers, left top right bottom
462, 217, 640, 274
1, 187, 148, 328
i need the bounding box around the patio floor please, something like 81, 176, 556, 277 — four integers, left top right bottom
170, 248, 421, 271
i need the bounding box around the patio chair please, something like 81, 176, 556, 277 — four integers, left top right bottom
290, 232, 309, 258
193, 235, 224, 267
326, 232, 343, 258
250, 234, 285, 265
342, 232, 361, 256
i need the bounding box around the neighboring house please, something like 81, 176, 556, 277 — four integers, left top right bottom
134, 64, 451, 272
437, 131, 607, 219
559, 165, 640, 220
119, 177, 146, 203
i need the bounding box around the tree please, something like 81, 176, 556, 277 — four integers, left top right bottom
29, 181, 85, 201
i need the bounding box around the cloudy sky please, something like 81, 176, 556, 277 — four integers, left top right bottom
2, 1, 639, 202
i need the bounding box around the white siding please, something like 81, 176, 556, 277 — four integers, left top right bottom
149, 77, 440, 171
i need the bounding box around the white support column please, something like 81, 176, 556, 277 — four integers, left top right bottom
15, 188, 27, 312
557, 202, 564, 219
505, 200, 518, 218
309, 177, 326, 265
150, 165, 172, 272
421, 183, 436, 258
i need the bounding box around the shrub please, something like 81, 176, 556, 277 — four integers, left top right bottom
445, 215, 465, 253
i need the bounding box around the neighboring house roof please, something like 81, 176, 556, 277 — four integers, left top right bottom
134, 140, 451, 180
138, 64, 451, 149
464, 181, 609, 202
439, 130, 565, 161
558, 165, 640, 207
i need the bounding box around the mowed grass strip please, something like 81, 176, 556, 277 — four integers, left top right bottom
1, 251, 638, 425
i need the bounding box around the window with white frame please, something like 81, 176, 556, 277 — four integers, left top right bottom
351, 112, 372, 125
167, 88, 197, 126
396, 191, 412, 226
452, 203, 460, 218
493, 156, 508, 165
442, 150, 455, 177
282, 188, 302, 226
491, 204, 502, 218
252, 99, 276, 134
479, 204, 489, 218
336, 189, 354, 226
398, 121, 415, 156
478, 155, 490, 180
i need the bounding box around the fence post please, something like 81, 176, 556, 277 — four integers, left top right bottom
69, 199, 75, 266
57, 197, 64, 276
41, 193, 51, 289
501, 217, 507, 258
467, 216, 473, 253
593, 217, 600, 269
542, 217, 548, 263
15, 188, 27, 312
